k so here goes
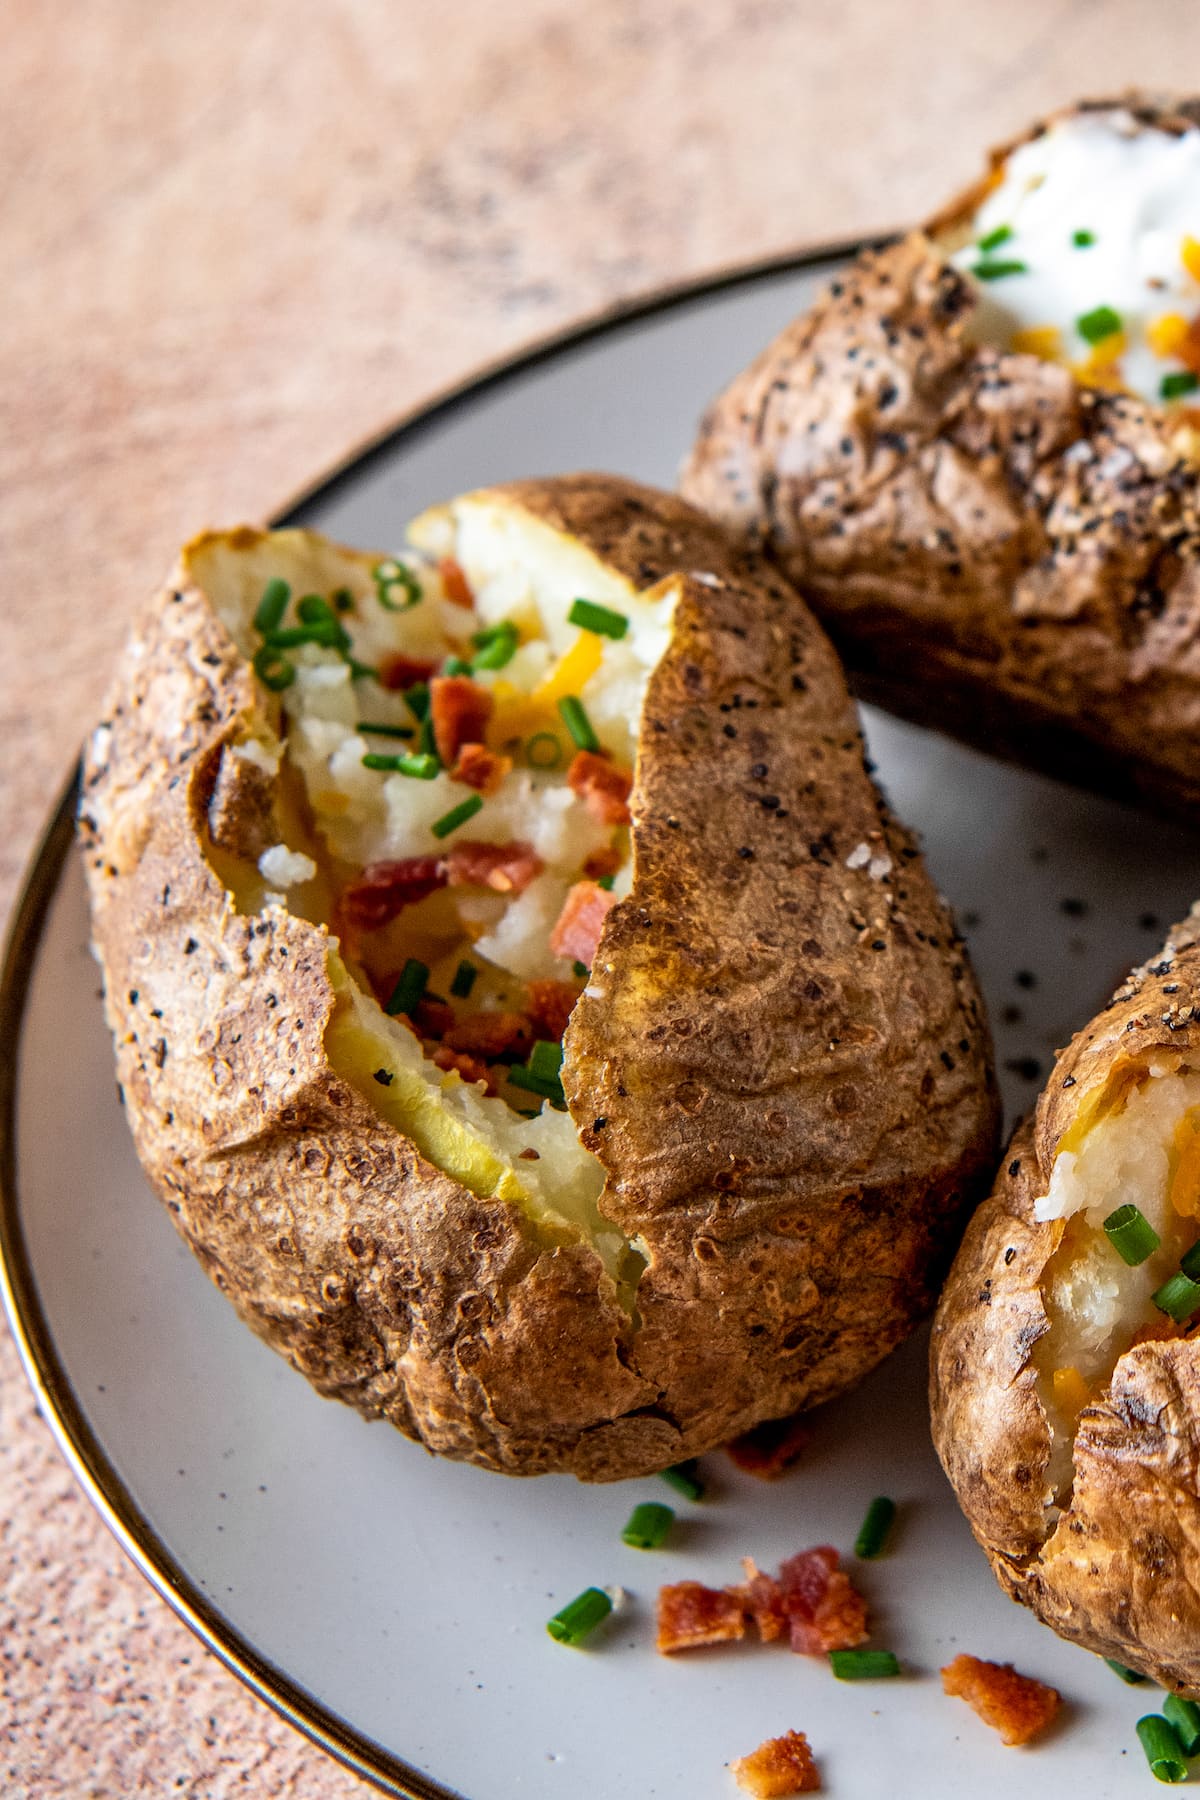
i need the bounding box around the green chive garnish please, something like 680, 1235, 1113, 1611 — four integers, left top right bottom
385, 959, 429, 1018
527, 731, 563, 770
418, 712, 440, 762
1073, 228, 1096, 248
1077, 304, 1123, 344
1106, 1658, 1148, 1684
254, 578, 292, 635
829, 1649, 901, 1680
403, 683, 430, 722
507, 1065, 565, 1107
573, 960, 588, 978
1153, 1271, 1200, 1325
1162, 371, 1200, 401
528, 1040, 564, 1081
596, 873, 615, 891
1180, 1239, 1200, 1280
450, 960, 477, 999
978, 224, 1013, 252
568, 598, 629, 640
358, 721, 415, 739
470, 621, 520, 671
1103, 1203, 1160, 1267
431, 794, 484, 840
332, 587, 355, 613
557, 695, 600, 753
972, 258, 1028, 281
1164, 1695, 1200, 1756
373, 559, 422, 611
361, 751, 440, 778
346, 657, 378, 683
659, 1460, 704, 1502
1137, 1715, 1188, 1783
252, 644, 295, 691
546, 1587, 612, 1646
621, 1502, 674, 1550
443, 655, 473, 677
854, 1496, 897, 1559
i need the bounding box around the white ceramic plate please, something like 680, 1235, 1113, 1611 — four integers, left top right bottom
6, 246, 1200, 1800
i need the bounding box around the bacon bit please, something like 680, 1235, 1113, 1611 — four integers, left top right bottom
941, 1654, 1061, 1746
413, 996, 455, 1039
726, 1413, 812, 1480
777, 1548, 869, 1655
550, 880, 616, 965
731, 1731, 820, 1797
445, 839, 543, 895
656, 1582, 746, 1654
438, 556, 474, 609
340, 857, 447, 931
583, 844, 623, 881
735, 1559, 788, 1644
443, 1011, 532, 1061
431, 676, 493, 768
567, 749, 633, 825
452, 742, 512, 795
524, 979, 579, 1043
378, 653, 439, 692
432, 1045, 498, 1094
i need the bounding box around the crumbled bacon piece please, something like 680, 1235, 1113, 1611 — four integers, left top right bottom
656, 1582, 746, 1654
432, 1045, 499, 1093
726, 1413, 812, 1480
377, 653, 439, 692
735, 1559, 788, 1644
583, 844, 623, 881
438, 556, 475, 608
452, 743, 512, 795
776, 1548, 868, 1655
413, 996, 456, 1038
567, 749, 633, 825
731, 1731, 820, 1797
443, 1011, 532, 1061
524, 979, 579, 1043
339, 857, 447, 931
550, 880, 616, 965
941, 1654, 1061, 1746
445, 839, 543, 895
430, 676, 493, 768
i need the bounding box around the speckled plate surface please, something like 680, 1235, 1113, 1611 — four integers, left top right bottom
5, 247, 1200, 1800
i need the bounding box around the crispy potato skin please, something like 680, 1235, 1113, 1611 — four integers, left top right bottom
81, 477, 999, 1480
931, 908, 1200, 1690
682, 94, 1200, 822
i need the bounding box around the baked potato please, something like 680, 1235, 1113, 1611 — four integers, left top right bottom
931, 909, 1200, 1690
682, 95, 1200, 821
80, 473, 999, 1481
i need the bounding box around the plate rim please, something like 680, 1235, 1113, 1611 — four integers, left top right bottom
0, 232, 873, 1800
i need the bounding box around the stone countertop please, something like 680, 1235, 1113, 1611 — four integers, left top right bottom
2, 3, 1197, 1792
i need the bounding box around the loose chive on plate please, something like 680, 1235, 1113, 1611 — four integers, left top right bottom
1103, 1203, 1160, 1267
567, 598, 629, 640
1164, 1694, 1200, 1757
621, 1502, 674, 1550
1136, 1714, 1188, 1783
854, 1496, 896, 1559
659, 1460, 704, 1502
829, 1649, 901, 1680
546, 1587, 612, 1646
1105, 1657, 1148, 1684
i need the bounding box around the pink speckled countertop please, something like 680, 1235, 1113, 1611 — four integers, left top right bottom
4, 3, 1200, 1791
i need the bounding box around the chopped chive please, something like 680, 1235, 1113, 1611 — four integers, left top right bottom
527, 730, 563, 770
621, 1502, 674, 1550
1106, 1658, 1148, 1684
1077, 304, 1123, 344
1164, 1695, 1200, 1756
1153, 1270, 1200, 1324
373, 559, 423, 612
557, 695, 600, 752
1073, 228, 1096, 248
546, 1587, 612, 1646
573, 960, 589, 978
1137, 1715, 1188, 1783
659, 1460, 704, 1502
361, 751, 440, 778
596, 873, 615, 892
418, 711, 440, 762
403, 682, 430, 722
254, 578, 292, 635
346, 657, 378, 682
431, 793, 484, 840
358, 721, 415, 739
333, 587, 355, 613
508, 1065, 565, 1107
529, 1039, 564, 1081
568, 597, 629, 640
1162, 371, 1200, 401
516, 1107, 540, 1119
443, 655, 473, 677
261, 625, 324, 649
1103, 1203, 1160, 1267
977, 224, 1013, 252
1180, 1239, 1200, 1280
829, 1649, 901, 1680
252, 644, 295, 691
470, 621, 520, 671
385, 959, 429, 1018
854, 1495, 897, 1559
450, 960, 477, 999
972, 258, 1028, 281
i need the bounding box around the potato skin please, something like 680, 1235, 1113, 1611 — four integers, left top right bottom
81, 476, 999, 1480
682, 95, 1200, 822
931, 908, 1200, 1691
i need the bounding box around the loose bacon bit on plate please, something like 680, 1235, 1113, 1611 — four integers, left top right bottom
550, 880, 616, 965
432, 1046, 498, 1094
377, 652, 439, 692
734, 1559, 788, 1644
656, 1582, 746, 1655
438, 556, 475, 608
941, 1654, 1061, 1746
776, 1548, 868, 1655
567, 749, 633, 825
726, 1413, 812, 1480
452, 743, 512, 795
582, 843, 623, 881
339, 857, 448, 931
524, 978, 579, 1043
445, 839, 544, 895
731, 1731, 821, 1797
431, 675, 493, 768
443, 1011, 532, 1061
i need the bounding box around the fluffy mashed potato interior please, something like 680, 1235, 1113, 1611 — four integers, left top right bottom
187, 510, 678, 1292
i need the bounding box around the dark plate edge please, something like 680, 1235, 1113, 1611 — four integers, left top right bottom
0, 233, 872, 1800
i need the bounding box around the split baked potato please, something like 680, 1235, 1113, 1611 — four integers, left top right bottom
932, 911, 1200, 1690
80, 474, 998, 1480
683, 94, 1200, 821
